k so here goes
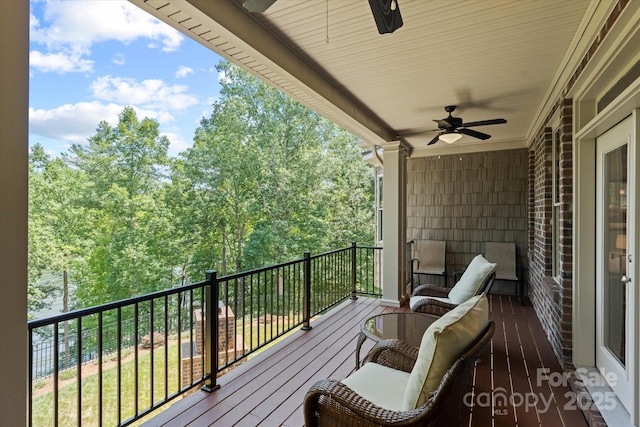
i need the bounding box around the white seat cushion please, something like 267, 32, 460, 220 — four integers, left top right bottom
409, 295, 452, 311
341, 362, 411, 411
402, 294, 489, 411
447, 254, 496, 304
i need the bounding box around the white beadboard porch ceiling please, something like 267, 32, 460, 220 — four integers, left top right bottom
132, 0, 597, 157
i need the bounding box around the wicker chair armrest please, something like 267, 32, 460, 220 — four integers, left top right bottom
304, 379, 430, 427
411, 298, 457, 316
362, 339, 419, 373
411, 284, 449, 297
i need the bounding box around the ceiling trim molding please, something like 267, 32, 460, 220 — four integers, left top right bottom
525, 0, 613, 142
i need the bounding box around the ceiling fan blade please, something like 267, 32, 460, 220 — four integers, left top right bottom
399, 127, 440, 137
243, 0, 278, 12
368, 0, 403, 34
458, 128, 491, 140
427, 134, 440, 145
461, 118, 506, 127
433, 119, 451, 129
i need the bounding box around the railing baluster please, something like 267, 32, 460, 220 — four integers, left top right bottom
233, 277, 238, 368
263, 269, 267, 342
28, 329, 33, 427
150, 298, 154, 408
134, 303, 139, 418
224, 277, 229, 368
250, 274, 254, 353
98, 312, 103, 427
116, 307, 122, 426
177, 291, 182, 392
189, 288, 194, 386
164, 295, 168, 401
270, 268, 274, 340
53, 322, 59, 427
292, 264, 300, 324
351, 242, 358, 299
77, 317, 82, 427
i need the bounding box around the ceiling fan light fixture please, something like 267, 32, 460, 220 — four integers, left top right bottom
439, 132, 462, 144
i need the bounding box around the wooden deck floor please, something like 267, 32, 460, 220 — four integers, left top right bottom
141, 295, 589, 427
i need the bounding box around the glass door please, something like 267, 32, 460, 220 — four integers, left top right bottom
596, 116, 633, 413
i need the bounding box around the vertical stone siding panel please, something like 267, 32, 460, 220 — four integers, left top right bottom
407, 149, 528, 293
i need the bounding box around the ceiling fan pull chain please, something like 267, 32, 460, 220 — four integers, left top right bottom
326, 0, 330, 43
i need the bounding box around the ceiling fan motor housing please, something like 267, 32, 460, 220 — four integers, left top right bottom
445, 116, 463, 128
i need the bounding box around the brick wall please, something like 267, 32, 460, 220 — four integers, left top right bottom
407, 149, 528, 293
525, 0, 629, 373
528, 99, 574, 367
183, 305, 244, 392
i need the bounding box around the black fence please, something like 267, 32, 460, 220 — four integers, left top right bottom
28, 243, 381, 427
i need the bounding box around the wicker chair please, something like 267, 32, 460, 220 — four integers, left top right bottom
410, 254, 496, 317
410, 271, 496, 316
304, 321, 495, 427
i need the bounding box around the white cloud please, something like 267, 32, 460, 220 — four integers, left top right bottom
32, 0, 183, 51
160, 131, 193, 155
29, 0, 184, 74
218, 70, 231, 84
30, 50, 94, 74
29, 102, 174, 145
90, 75, 199, 111
112, 53, 126, 66
176, 66, 194, 79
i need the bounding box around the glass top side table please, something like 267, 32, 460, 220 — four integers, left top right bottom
355, 312, 439, 368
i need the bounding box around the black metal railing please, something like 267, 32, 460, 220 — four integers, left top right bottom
28, 243, 381, 427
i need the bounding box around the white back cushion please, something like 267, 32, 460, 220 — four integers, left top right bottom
447, 254, 496, 304
402, 295, 489, 410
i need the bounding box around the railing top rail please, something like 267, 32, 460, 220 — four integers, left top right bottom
213, 245, 378, 280
28, 278, 209, 329
308, 246, 350, 260
355, 245, 383, 250
218, 258, 304, 281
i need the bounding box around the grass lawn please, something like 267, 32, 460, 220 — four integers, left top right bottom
32, 342, 185, 427
31, 315, 304, 426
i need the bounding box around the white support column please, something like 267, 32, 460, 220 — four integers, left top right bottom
380, 141, 410, 307
0, 1, 29, 426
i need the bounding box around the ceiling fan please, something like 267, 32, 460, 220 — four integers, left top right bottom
242, 0, 403, 34
411, 105, 507, 145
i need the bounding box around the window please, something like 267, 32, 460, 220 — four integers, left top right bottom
552, 128, 561, 279
376, 172, 383, 242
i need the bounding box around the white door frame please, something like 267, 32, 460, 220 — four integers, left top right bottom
556, 2, 640, 423
575, 107, 640, 424
595, 115, 635, 413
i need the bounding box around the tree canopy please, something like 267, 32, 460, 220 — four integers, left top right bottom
28, 61, 375, 315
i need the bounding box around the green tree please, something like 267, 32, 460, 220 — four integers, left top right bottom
183, 61, 374, 271
177, 97, 261, 277
28, 144, 88, 316
69, 107, 172, 305
316, 125, 375, 248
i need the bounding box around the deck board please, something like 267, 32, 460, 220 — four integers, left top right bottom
140, 295, 588, 427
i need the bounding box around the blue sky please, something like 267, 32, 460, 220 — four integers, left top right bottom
29, 0, 225, 158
